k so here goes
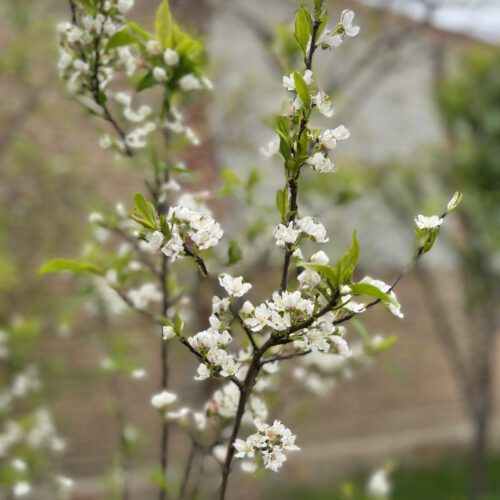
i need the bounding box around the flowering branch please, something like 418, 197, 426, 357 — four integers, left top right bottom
44, 1, 464, 498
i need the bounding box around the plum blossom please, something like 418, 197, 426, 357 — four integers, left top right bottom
340, 10, 360, 37
274, 222, 300, 248
296, 216, 329, 243
151, 390, 177, 409
306, 152, 335, 173
319, 125, 350, 149
218, 273, 252, 297
415, 214, 443, 230
234, 420, 299, 472
164, 48, 179, 66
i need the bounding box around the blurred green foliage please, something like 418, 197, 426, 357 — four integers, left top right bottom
268, 453, 500, 500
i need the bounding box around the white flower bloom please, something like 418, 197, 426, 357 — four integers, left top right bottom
313, 91, 334, 117
12, 482, 30, 497
260, 137, 280, 157
311, 250, 329, 264
124, 104, 152, 123
146, 40, 162, 55
146, 231, 164, 251
306, 152, 335, 173
128, 283, 162, 309
273, 223, 300, 248
241, 460, 257, 473
234, 438, 255, 459
117, 0, 134, 14
212, 295, 230, 314
179, 74, 202, 91
195, 363, 210, 380
55, 476, 74, 494
162, 325, 176, 340
340, 10, 360, 37
11, 459, 27, 471
331, 336, 351, 357
367, 468, 391, 498
415, 214, 443, 230
297, 216, 329, 243
218, 273, 252, 297
151, 390, 177, 409
161, 230, 184, 261
99, 134, 112, 149
318, 30, 343, 49
164, 48, 179, 66
213, 445, 227, 462
153, 66, 167, 83
131, 368, 147, 379
89, 212, 104, 224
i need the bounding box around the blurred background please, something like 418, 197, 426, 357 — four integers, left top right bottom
0, 0, 499, 498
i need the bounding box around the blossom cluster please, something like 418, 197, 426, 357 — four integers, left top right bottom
274, 216, 329, 248
234, 420, 299, 472
57, 0, 211, 153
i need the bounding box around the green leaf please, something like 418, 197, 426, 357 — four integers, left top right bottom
106, 29, 139, 49
350, 283, 397, 306
276, 188, 289, 223
133, 193, 158, 229
294, 7, 312, 55
335, 231, 359, 285
126, 21, 153, 41
368, 335, 397, 354
156, 0, 175, 49
299, 262, 338, 287
38, 259, 104, 276
136, 71, 156, 92
293, 71, 311, 111
227, 240, 242, 265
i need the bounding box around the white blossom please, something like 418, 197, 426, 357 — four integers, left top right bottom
306, 152, 335, 173
340, 10, 360, 37
146, 231, 164, 251
12, 482, 30, 497
153, 66, 167, 83
296, 216, 329, 243
162, 325, 176, 340
179, 74, 202, 91
313, 91, 334, 117
273, 223, 300, 248
151, 390, 177, 409
164, 48, 179, 66
367, 468, 391, 498
117, 0, 134, 14
415, 214, 443, 230
218, 273, 252, 297
128, 283, 162, 309
260, 137, 280, 157
319, 125, 350, 149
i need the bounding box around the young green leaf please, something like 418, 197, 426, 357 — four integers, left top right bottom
227, 240, 242, 265
133, 193, 158, 229
156, 0, 175, 48
335, 231, 359, 285
295, 7, 312, 55
126, 20, 153, 41
350, 283, 397, 306
293, 72, 311, 111
299, 262, 338, 288
276, 188, 289, 223
38, 259, 104, 276
106, 29, 139, 49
